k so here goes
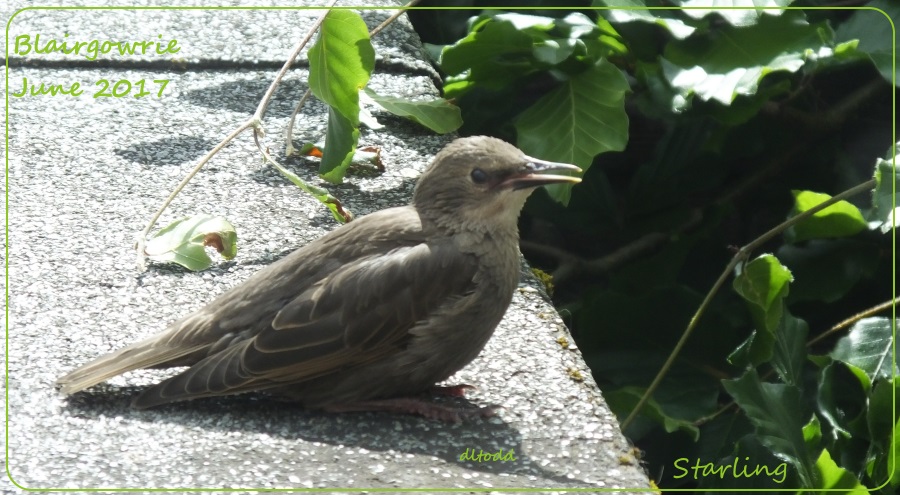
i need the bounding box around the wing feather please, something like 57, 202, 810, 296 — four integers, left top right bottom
132, 239, 477, 408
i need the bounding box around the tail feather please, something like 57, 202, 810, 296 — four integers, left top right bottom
56, 337, 206, 395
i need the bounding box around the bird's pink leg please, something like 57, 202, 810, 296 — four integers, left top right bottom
429, 384, 476, 397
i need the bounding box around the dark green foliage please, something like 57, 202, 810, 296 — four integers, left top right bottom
411, 2, 897, 492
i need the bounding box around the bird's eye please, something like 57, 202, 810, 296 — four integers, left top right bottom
470, 168, 489, 184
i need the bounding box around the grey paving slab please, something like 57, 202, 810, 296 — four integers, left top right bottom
4, 2, 652, 493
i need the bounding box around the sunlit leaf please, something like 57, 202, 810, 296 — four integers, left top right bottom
802, 414, 821, 452
515, 58, 629, 204
871, 142, 899, 233
661, 11, 838, 107
785, 190, 867, 243
830, 317, 897, 383
319, 107, 360, 184
814, 448, 869, 494
836, 0, 900, 86
267, 160, 353, 223
145, 215, 237, 271
362, 88, 462, 134
732, 254, 792, 364
678, 0, 792, 27
439, 15, 537, 94
308, 10, 374, 182
594, 0, 698, 39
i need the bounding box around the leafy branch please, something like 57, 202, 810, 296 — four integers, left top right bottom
135, 2, 340, 269
621, 178, 876, 431
135, 2, 452, 271
425, 4, 896, 491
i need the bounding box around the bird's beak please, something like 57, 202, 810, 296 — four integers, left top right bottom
501, 156, 583, 190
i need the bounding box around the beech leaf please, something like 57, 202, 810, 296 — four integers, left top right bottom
145, 215, 237, 271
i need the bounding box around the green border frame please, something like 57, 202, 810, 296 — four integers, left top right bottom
3, 3, 897, 493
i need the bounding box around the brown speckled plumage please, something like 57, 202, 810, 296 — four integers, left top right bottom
57, 136, 581, 420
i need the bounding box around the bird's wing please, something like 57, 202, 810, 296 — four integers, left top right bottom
132, 239, 478, 408
57, 206, 425, 396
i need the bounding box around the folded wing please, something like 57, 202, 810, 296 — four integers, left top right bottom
132, 239, 478, 408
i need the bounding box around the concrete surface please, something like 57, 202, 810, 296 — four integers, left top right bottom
3, 1, 652, 492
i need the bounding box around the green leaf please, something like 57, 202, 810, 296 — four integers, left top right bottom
604, 386, 700, 440
817, 361, 869, 441
661, 11, 838, 107
308, 10, 374, 183
559, 12, 619, 44
700, 79, 793, 126
593, 16, 629, 56
771, 313, 808, 387
785, 190, 867, 243
836, 0, 900, 86
722, 369, 817, 486
594, 0, 698, 40
308, 10, 374, 122
890, 419, 900, 487
727, 330, 756, 369
732, 254, 793, 364
515, 58, 629, 204
814, 448, 870, 493
266, 158, 352, 223
696, 435, 794, 489
362, 88, 462, 134
487, 11, 556, 32
440, 12, 624, 100
677, 0, 793, 27
871, 142, 899, 233
694, 414, 756, 471
830, 317, 897, 383
866, 379, 900, 450
532, 38, 577, 65
802, 414, 821, 452
319, 107, 359, 184
439, 14, 538, 92
144, 215, 237, 271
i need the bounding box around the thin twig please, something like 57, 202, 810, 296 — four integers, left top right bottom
522, 209, 701, 285
285, 89, 313, 157
716, 144, 805, 207
284, 0, 421, 155
621, 253, 739, 431
369, 0, 421, 37
135, 5, 336, 269
742, 180, 875, 253
253, 131, 353, 222
762, 79, 885, 133
135, 121, 255, 267
696, 293, 900, 426
254, 0, 338, 122
621, 179, 877, 431
808, 296, 900, 347
697, 296, 900, 426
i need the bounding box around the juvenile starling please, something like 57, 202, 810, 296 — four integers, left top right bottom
57, 136, 581, 422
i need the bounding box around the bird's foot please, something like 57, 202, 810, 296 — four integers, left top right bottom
325, 398, 501, 423
429, 384, 476, 397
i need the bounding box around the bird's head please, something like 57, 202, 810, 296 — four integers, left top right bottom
413, 136, 582, 234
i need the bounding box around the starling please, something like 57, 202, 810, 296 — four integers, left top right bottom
57, 136, 582, 422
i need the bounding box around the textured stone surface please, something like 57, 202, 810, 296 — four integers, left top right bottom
3, 2, 651, 492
